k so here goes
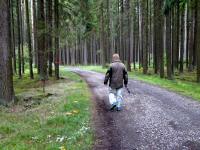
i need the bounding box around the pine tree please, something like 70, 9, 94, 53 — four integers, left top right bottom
0, 0, 14, 104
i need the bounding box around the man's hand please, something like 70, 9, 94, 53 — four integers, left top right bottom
125, 85, 131, 94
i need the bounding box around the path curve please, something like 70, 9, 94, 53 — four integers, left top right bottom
71, 68, 200, 150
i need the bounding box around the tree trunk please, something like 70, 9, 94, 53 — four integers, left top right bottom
186, 3, 189, 68
54, 0, 60, 79
188, 7, 194, 72
158, 0, 164, 78
100, 2, 105, 66
17, 0, 22, 78
32, 0, 38, 69
175, 0, 180, 70
25, 0, 34, 79
21, 0, 25, 74
11, 0, 17, 74
142, 0, 148, 74
47, 0, 53, 77
172, 7, 176, 73
126, 0, 131, 71
0, 0, 14, 104
37, 0, 47, 80
196, 0, 200, 82
120, 0, 124, 62
193, 0, 197, 67
166, 11, 173, 79
153, 0, 159, 73
106, 0, 111, 63
180, 8, 185, 73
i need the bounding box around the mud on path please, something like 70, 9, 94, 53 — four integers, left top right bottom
71, 68, 200, 150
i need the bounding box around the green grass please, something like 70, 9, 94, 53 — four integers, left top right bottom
132, 71, 200, 100
0, 69, 93, 150
13, 72, 40, 94
79, 65, 200, 101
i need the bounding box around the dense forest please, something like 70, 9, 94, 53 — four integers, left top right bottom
0, 0, 200, 104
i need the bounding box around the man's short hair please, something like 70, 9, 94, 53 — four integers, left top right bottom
112, 54, 120, 62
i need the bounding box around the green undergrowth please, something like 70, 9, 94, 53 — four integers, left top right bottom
0, 69, 93, 150
78, 65, 107, 73
78, 65, 200, 101
13, 72, 40, 94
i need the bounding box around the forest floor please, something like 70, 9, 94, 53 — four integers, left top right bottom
0, 70, 93, 150
71, 68, 200, 150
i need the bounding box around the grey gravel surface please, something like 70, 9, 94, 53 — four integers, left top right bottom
71, 68, 200, 150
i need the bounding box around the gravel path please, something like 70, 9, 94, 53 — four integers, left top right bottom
71, 68, 200, 150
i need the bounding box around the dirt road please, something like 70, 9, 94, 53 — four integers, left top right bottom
71, 68, 200, 150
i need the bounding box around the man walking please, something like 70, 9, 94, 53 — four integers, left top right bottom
104, 54, 128, 111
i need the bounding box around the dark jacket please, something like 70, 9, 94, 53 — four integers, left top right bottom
104, 60, 128, 89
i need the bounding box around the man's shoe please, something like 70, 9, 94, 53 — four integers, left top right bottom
110, 104, 116, 111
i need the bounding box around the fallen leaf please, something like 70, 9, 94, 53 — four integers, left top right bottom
72, 110, 79, 114
56, 137, 65, 142
59, 146, 66, 150
66, 112, 73, 116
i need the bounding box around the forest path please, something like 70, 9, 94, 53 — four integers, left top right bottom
70, 68, 200, 150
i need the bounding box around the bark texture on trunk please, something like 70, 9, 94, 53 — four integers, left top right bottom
0, 0, 14, 104
196, 0, 200, 82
